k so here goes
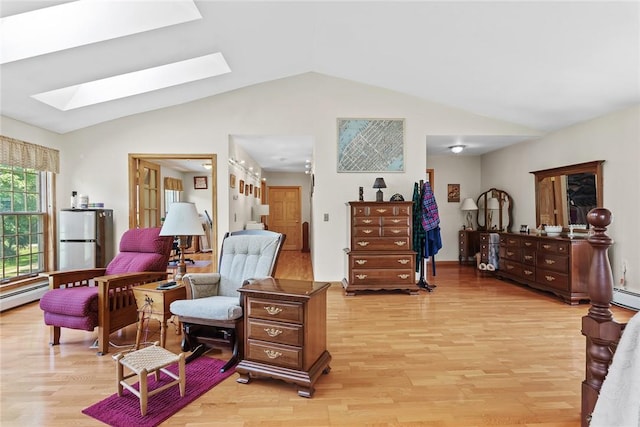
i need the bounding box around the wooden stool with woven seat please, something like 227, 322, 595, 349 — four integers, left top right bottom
115, 342, 186, 416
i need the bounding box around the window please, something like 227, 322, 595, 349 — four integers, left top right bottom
0, 165, 47, 282
164, 189, 181, 216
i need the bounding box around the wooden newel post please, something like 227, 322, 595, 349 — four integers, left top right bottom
580, 208, 622, 427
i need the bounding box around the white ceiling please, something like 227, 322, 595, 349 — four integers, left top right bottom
1, 1, 639, 172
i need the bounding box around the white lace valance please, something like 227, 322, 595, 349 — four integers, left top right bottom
0, 135, 60, 173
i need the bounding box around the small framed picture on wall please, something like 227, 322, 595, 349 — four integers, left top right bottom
194, 176, 208, 190
447, 184, 460, 202
239, 180, 245, 194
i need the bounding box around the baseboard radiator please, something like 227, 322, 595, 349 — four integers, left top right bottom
612, 288, 640, 311
0, 281, 48, 312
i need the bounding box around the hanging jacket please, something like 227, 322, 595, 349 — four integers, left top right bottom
421, 181, 440, 231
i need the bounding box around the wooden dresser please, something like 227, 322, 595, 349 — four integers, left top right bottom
495, 233, 592, 304
458, 229, 480, 264
342, 201, 417, 295
236, 278, 332, 397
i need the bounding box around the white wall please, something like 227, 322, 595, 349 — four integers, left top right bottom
426, 155, 483, 262
228, 141, 263, 232
0, 72, 551, 282
481, 105, 640, 292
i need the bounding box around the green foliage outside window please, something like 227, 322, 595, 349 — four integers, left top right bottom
0, 164, 45, 282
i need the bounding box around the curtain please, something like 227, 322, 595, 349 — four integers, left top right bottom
164, 177, 184, 191
0, 135, 60, 173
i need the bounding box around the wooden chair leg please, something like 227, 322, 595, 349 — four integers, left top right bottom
139, 369, 148, 416
50, 326, 61, 346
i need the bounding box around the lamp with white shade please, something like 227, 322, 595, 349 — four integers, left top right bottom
460, 198, 478, 230
160, 202, 205, 280
486, 197, 500, 230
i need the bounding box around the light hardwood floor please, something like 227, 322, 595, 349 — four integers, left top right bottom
0, 252, 633, 426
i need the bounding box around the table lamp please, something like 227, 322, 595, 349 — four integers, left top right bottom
460, 198, 478, 229
160, 202, 205, 280
487, 197, 500, 230
373, 177, 387, 202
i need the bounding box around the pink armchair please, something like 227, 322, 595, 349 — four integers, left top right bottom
39, 227, 173, 355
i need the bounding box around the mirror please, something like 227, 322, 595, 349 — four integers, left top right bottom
530, 160, 603, 229
476, 188, 513, 232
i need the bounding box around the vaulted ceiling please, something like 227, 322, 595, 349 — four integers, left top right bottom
2, 1, 638, 168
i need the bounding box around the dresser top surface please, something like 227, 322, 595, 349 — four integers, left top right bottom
348, 201, 412, 206
239, 278, 331, 298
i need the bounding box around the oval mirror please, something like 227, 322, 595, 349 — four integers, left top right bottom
476, 188, 513, 232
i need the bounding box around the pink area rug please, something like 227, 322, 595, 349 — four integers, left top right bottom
82, 356, 234, 426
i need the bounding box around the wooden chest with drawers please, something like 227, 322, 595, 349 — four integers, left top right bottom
496, 233, 592, 304
342, 201, 417, 295
236, 278, 332, 397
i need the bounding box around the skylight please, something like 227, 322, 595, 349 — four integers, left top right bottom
0, 0, 202, 64
32, 53, 232, 110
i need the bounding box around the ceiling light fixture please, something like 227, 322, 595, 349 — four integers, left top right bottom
449, 145, 465, 154
32, 53, 231, 110
202, 163, 212, 170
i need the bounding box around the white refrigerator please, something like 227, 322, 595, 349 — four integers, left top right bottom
58, 209, 114, 270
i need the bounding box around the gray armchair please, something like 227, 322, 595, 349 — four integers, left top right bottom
170, 230, 285, 372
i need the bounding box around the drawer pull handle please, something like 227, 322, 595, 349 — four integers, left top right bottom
398, 274, 410, 279
362, 219, 373, 224
356, 274, 368, 280
524, 242, 533, 246
390, 219, 401, 223
545, 275, 556, 282
524, 270, 534, 276
397, 259, 409, 265
355, 260, 367, 265
507, 251, 514, 256
545, 259, 556, 265
375, 209, 388, 213
264, 328, 283, 337
264, 350, 282, 359
363, 229, 373, 234
357, 241, 370, 247
543, 244, 551, 249
524, 255, 533, 260
264, 306, 283, 315
508, 239, 516, 244
394, 241, 406, 246
391, 230, 401, 234
507, 265, 514, 270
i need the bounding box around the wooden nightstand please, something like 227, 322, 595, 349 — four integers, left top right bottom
236, 278, 332, 397
132, 281, 186, 349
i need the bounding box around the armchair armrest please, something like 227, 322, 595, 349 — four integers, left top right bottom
93, 271, 169, 355
39, 268, 107, 290
182, 273, 221, 299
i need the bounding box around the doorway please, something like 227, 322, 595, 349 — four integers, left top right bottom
128, 153, 218, 266
267, 186, 302, 251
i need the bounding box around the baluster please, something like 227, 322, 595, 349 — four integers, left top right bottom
580, 208, 622, 427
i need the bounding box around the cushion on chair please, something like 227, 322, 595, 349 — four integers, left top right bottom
182, 273, 220, 299
170, 296, 242, 321
218, 235, 281, 297
43, 311, 98, 331
105, 227, 173, 274
39, 286, 98, 316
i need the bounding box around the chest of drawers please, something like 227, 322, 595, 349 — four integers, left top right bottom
236, 278, 332, 397
342, 201, 417, 295
496, 233, 592, 304
458, 229, 480, 264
